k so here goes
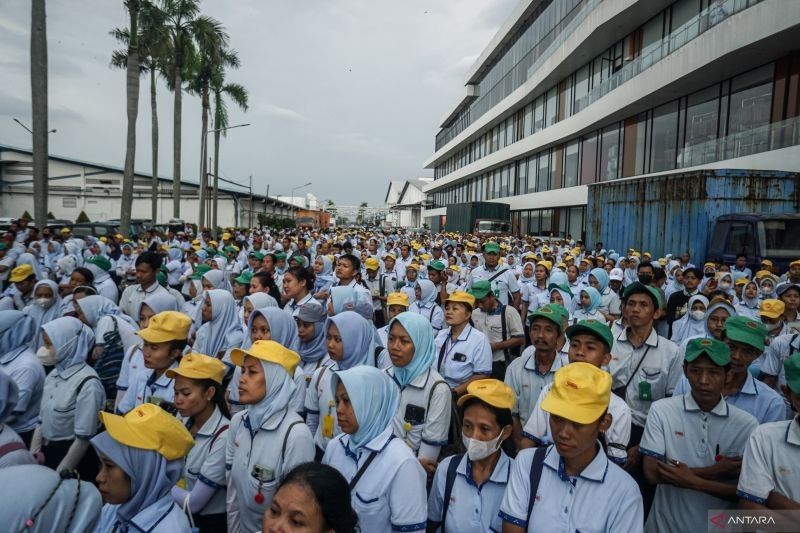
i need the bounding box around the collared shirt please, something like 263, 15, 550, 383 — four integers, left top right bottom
640, 394, 757, 533
323, 426, 427, 532
499, 444, 643, 532
467, 266, 520, 306
0, 347, 44, 434
117, 362, 178, 415
428, 452, 512, 532
434, 326, 493, 388
608, 327, 682, 428
505, 347, 566, 428
760, 332, 800, 387
737, 417, 800, 504
472, 305, 525, 363
409, 302, 444, 332
40, 363, 105, 442
673, 373, 786, 424
119, 282, 171, 321
304, 359, 341, 450
284, 292, 314, 315
94, 494, 190, 533
182, 407, 230, 515
386, 366, 451, 452
226, 407, 315, 533
0, 424, 35, 468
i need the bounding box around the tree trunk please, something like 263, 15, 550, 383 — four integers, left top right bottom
212, 125, 220, 236
172, 40, 183, 218
30, 0, 48, 230
150, 65, 158, 225
197, 83, 209, 230
120, 0, 139, 237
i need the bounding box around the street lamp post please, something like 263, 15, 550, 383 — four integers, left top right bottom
198, 122, 250, 233
13, 118, 56, 229
290, 182, 312, 209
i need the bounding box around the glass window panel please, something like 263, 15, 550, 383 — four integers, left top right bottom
551, 145, 564, 189
599, 124, 621, 181
527, 156, 537, 194
574, 64, 590, 109
534, 96, 545, 133
568, 206, 585, 241
529, 211, 540, 235
524, 103, 533, 136
537, 151, 550, 192
518, 158, 528, 195
650, 100, 679, 172
540, 209, 553, 236
580, 133, 598, 184
683, 85, 720, 166
623, 113, 648, 177
545, 87, 558, 127
564, 140, 579, 188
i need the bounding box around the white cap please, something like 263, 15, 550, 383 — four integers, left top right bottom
609, 268, 624, 281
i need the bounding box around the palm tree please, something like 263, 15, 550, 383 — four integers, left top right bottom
111, 3, 169, 226
210, 68, 248, 233
30, 0, 48, 230
119, 0, 142, 236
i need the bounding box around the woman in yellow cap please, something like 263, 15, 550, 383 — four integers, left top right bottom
427, 379, 514, 533
168, 353, 231, 532
91, 403, 195, 532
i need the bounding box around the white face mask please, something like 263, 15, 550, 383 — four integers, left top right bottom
462, 430, 505, 461
36, 345, 57, 366
767, 320, 783, 332
762, 286, 775, 296
690, 310, 706, 321
35, 297, 54, 309
719, 282, 732, 290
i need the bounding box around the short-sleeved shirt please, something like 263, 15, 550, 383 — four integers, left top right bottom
0, 424, 35, 468
608, 327, 682, 428
428, 452, 512, 532
117, 362, 178, 415
759, 332, 800, 387
409, 302, 445, 332
639, 394, 758, 532
182, 407, 230, 515
434, 326, 493, 388
600, 288, 622, 316
304, 360, 341, 450
0, 347, 45, 434
40, 364, 105, 441
672, 373, 786, 424
737, 418, 800, 505
323, 426, 428, 532
94, 494, 190, 533
468, 266, 520, 306
472, 305, 525, 363
504, 347, 566, 428
386, 366, 451, 452
499, 444, 643, 532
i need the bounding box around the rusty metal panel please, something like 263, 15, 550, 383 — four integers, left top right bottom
585, 170, 799, 261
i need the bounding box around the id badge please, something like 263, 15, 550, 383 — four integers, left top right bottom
638, 380, 652, 401
322, 414, 334, 438
176, 477, 186, 490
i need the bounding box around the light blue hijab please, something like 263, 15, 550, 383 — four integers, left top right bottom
580, 286, 602, 313
389, 313, 434, 388
41, 316, 95, 373
330, 286, 373, 320
416, 279, 436, 308
202, 269, 232, 293
246, 359, 297, 432
194, 289, 244, 357
589, 267, 609, 293
331, 366, 399, 451
141, 292, 179, 316
76, 295, 138, 329
90, 431, 182, 525
0, 310, 35, 364
326, 311, 375, 370
0, 370, 18, 423
315, 256, 334, 289
294, 301, 328, 364
25, 280, 62, 350
243, 307, 299, 351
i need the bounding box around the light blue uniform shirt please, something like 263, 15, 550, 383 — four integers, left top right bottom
93, 494, 190, 532
0, 347, 45, 434
117, 362, 178, 415
428, 452, 512, 532
499, 444, 643, 532
673, 373, 786, 424
40, 363, 105, 441
434, 326, 493, 388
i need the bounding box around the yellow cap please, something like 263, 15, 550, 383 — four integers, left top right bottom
406, 263, 419, 272
445, 291, 476, 309
114, 234, 123, 240
383, 252, 396, 260
364, 257, 380, 270
222, 232, 232, 240
99, 403, 194, 461
540, 362, 612, 424
759, 299, 785, 319
230, 340, 300, 377
192, 239, 200, 245
138, 311, 192, 343
761, 259, 773, 267
386, 292, 410, 308
457, 379, 515, 410
99, 236, 108, 243
537, 260, 552, 271
420, 253, 431, 261
643, 252, 652, 258
9, 264, 35, 282
209, 240, 218, 248
790, 259, 800, 268
563, 255, 573, 262
448, 264, 461, 273
166, 353, 227, 384
735, 277, 749, 286
658, 258, 667, 266
755, 270, 773, 280
60, 227, 71, 234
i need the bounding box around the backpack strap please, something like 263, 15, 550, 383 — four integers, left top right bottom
499, 304, 510, 364
440, 453, 464, 528
0, 442, 26, 458
426, 378, 449, 415
281, 420, 303, 463
527, 446, 548, 521
75, 375, 100, 397
437, 338, 448, 374
209, 424, 230, 450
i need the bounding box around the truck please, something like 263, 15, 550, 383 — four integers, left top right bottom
585, 169, 800, 271
295, 209, 331, 229
444, 201, 511, 236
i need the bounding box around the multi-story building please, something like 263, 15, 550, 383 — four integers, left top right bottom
423, 0, 800, 239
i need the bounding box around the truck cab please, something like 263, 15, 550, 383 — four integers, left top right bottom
707, 213, 800, 272
473, 218, 512, 237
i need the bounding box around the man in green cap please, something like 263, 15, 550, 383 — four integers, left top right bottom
466, 241, 521, 309
672, 316, 784, 423
641, 338, 758, 532
522, 319, 632, 464
86, 255, 118, 304
737, 352, 800, 510
233, 271, 253, 309
425, 260, 452, 306
505, 303, 569, 450
470, 280, 524, 381
247, 251, 265, 275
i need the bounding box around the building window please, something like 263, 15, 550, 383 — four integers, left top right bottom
545, 87, 558, 127
540, 209, 553, 235
650, 100, 680, 172
580, 132, 598, 184
623, 112, 648, 177
727, 64, 774, 158
682, 85, 721, 166
526, 156, 537, 194
524, 103, 533, 136
533, 95, 545, 133
551, 144, 564, 189
537, 151, 550, 192
599, 123, 621, 181
564, 140, 579, 188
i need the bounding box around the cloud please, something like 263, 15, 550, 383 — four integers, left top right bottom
256, 103, 310, 123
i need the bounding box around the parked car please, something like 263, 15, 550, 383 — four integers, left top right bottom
70, 223, 120, 239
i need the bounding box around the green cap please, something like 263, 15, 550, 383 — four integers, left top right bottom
623, 281, 663, 308
224, 245, 237, 254
249, 251, 265, 261
547, 282, 573, 297
157, 271, 167, 287
235, 271, 253, 285
724, 316, 767, 353
87, 255, 112, 272
428, 260, 446, 272
566, 319, 614, 350
783, 353, 800, 394
684, 337, 731, 366
469, 280, 493, 300
274, 252, 287, 261
203, 247, 216, 256
189, 264, 212, 280
0, 243, 7, 251
483, 242, 500, 254
528, 303, 569, 332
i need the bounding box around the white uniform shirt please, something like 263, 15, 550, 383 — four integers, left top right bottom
95, 277, 119, 304
0, 348, 45, 434
505, 347, 566, 428
323, 426, 427, 532
434, 326, 493, 388
118, 282, 171, 321
386, 366, 451, 452
409, 302, 444, 332
467, 266, 520, 306
639, 394, 758, 533
94, 495, 190, 533
499, 445, 643, 532
40, 364, 105, 441
303, 360, 340, 450
760, 332, 800, 387
182, 407, 229, 516
117, 363, 178, 415
472, 305, 525, 363
737, 417, 800, 505
0, 424, 36, 468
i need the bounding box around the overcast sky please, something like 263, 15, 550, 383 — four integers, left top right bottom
0, 0, 517, 206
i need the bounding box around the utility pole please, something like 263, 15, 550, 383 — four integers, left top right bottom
30, 0, 48, 230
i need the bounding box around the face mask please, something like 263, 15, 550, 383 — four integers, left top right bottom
767, 320, 783, 332
462, 430, 505, 461
638, 274, 653, 285
762, 287, 775, 296
36, 345, 57, 366
35, 297, 54, 309
690, 310, 706, 321
719, 282, 732, 290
